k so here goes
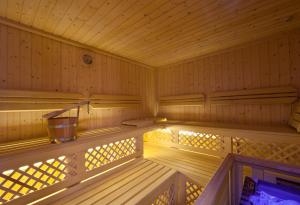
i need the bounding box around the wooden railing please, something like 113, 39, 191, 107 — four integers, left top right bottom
144, 121, 300, 204
0, 125, 155, 205
148, 173, 205, 205
195, 154, 300, 205
144, 122, 300, 166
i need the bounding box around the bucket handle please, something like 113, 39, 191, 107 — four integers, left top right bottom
43, 100, 90, 119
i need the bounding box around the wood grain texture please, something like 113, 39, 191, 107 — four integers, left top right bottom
0, 23, 155, 143
144, 143, 221, 186
1, 0, 300, 66
157, 29, 300, 125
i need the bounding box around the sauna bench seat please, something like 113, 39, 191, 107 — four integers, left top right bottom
144, 142, 222, 186
52, 159, 177, 205
0, 125, 158, 156
157, 120, 300, 138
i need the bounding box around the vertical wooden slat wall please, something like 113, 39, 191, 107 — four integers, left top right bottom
157, 29, 300, 125
0, 23, 155, 143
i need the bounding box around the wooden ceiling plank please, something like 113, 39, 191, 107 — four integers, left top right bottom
102, 0, 202, 51
94, 0, 168, 49
83, 0, 140, 44
6, 0, 24, 22
71, 0, 122, 42
123, 2, 300, 63
19, 0, 41, 26
145, 19, 300, 66
62, 0, 106, 39
42, 0, 73, 33
88, 0, 154, 47
100, 0, 199, 51
0, 0, 7, 17
32, 0, 57, 29
54, 0, 90, 36
138, 2, 298, 57
144, 7, 300, 61
117, 0, 274, 55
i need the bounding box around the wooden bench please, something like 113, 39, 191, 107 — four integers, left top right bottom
52, 159, 177, 205
2, 119, 299, 205
0, 124, 158, 205
144, 142, 221, 186
0, 121, 207, 205
146, 120, 300, 166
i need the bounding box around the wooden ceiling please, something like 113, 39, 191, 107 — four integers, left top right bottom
0, 0, 300, 67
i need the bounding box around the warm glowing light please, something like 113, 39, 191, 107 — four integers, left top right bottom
2, 170, 14, 176
46, 159, 54, 164
34, 162, 42, 167
161, 128, 172, 134
80, 159, 136, 183
58, 156, 66, 161
27, 188, 67, 205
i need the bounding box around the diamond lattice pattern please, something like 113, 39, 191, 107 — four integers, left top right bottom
186, 181, 204, 205
85, 137, 137, 171
179, 131, 223, 151
0, 155, 76, 204
233, 137, 300, 166
151, 184, 174, 205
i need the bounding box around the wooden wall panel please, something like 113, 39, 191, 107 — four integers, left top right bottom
0, 23, 155, 143
157, 29, 300, 126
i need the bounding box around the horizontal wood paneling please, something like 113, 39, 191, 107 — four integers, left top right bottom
1, 0, 300, 66
0, 23, 155, 143
157, 29, 300, 126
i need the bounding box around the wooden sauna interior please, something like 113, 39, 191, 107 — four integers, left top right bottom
0, 0, 300, 204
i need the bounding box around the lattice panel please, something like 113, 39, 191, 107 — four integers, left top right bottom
0, 154, 77, 204
85, 137, 137, 171
186, 180, 204, 205
151, 184, 175, 205
233, 137, 300, 166
179, 130, 224, 151
144, 129, 175, 144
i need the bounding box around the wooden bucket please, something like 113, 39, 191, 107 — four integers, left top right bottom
47, 117, 78, 143
43, 101, 89, 143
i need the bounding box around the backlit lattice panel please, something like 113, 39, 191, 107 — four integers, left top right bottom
85, 137, 137, 171
179, 130, 224, 151
186, 181, 204, 205
144, 129, 175, 144
151, 184, 174, 205
0, 154, 77, 204
232, 137, 300, 166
